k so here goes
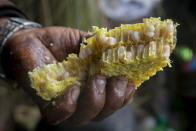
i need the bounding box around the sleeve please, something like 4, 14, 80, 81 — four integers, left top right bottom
0, 0, 28, 19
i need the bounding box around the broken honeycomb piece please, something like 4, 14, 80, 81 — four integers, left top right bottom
29, 17, 178, 100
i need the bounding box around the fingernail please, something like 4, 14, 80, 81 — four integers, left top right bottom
95, 75, 106, 94
71, 88, 80, 101
116, 77, 128, 89
125, 83, 135, 99
112, 77, 128, 97
123, 83, 135, 105
127, 82, 135, 89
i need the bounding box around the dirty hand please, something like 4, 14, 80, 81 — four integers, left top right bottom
1, 26, 135, 125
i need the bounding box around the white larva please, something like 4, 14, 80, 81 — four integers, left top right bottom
167, 24, 174, 35
137, 44, 144, 58
145, 32, 154, 37
149, 41, 156, 56
126, 51, 132, 64
119, 46, 126, 59
102, 35, 109, 43
97, 33, 108, 43
162, 45, 170, 58
132, 31, 140, 41
128, 31, 140, 41
147, 25, 155, 32
108, 37, 117, 46
97, 33, 117, 46
167, 24, 174, 32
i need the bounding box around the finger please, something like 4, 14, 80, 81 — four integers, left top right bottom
94, 76, 128, 121
69, 74, 106, 125
39, 85, 80, 125
36, 27, 91, 61
123, 82, 135, 106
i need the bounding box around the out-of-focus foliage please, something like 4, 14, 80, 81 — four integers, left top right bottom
10, 0, 101, 31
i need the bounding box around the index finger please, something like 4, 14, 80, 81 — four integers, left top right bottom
94, 76, 128, 121
39, 85, 80, 125
69, 74, 106, 125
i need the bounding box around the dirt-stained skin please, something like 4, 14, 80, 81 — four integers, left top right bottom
0, 20, 135, 125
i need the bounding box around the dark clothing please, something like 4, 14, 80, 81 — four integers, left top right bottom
0, 0, 27, 19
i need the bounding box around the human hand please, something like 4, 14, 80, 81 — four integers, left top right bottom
1, 26, 135, 125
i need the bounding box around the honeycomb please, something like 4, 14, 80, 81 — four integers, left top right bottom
28, 17, 178, 100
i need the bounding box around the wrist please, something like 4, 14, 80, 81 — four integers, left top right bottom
0, 17, 42, 52
0, 17, 37, 51
0, 17, 42, 79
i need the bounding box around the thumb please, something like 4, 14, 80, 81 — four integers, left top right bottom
38, 85, 80, 125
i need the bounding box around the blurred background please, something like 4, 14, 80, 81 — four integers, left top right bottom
0, 0, 196, 131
